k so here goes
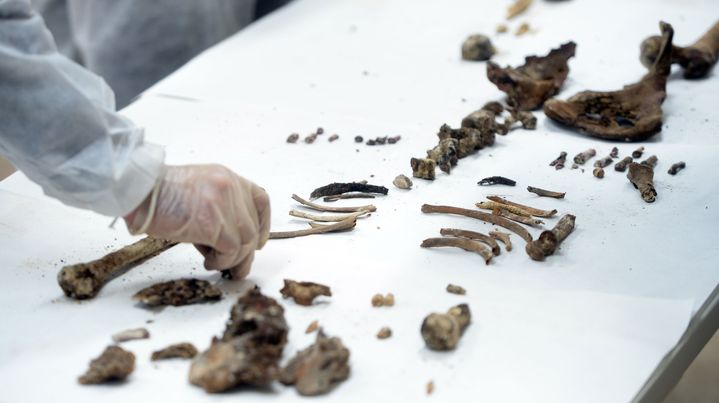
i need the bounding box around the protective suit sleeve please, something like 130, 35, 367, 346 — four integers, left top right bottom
0, 0, 165, 216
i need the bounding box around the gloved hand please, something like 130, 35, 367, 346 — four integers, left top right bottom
124, 164, 271, 279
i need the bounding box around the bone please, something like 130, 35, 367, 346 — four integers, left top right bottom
573, 148, 596, 165
151, 343, 198, 360
594, 156, 614, 168
289, 209, 368, 222
490, 208, 545, 227
593, 167, 605, 178
292, 194, 375, 213
476, 200, 532, 217
287, 133, 299, 143
269, 217, 357, 239
58, 237, 177, 300
421, 304, 471, 351
525, 214, 576, 261
614, 156, 634, 172
489, 230, 512, 251
280, 279, 332, 306
112, 328, 150, 343
640, 21, 719, 79
668, 161, 686, 175
527, 186, 566, 199
421, 204, 533, 243
641, 155, 658, 169
485, 195, 557, 218
627, 163, 657, 203
323, 193, 376, 202
632, 146, 645, 158
549, 151, 567, 169
420, 237, 494, 264
610, 147, 619, 158
439, 228, 501, 255
507, 0, 532, 19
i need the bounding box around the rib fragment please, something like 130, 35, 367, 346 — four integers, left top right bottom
269, 218, 356, 239
280, 279, 332, 306
544, 22, 674, 141
527, 186, 566, 199
422, 204, 533, 243
487, 42, 577, 110
292, 194, 376, 213
489, 230, 512, 252
627, 162, 657, 203
280, 331, 351, 396
525, 214, 576, 261
151, 343, 198, 360
420, 237, 493, 264
440, 228, 501, 255
485, 195, 557, 217
133, 279, 222, 307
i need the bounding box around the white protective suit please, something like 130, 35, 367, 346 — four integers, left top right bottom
31, 0, 260, 107
0, 0, 164, 217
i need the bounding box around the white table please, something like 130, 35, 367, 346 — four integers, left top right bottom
1, 0, 718, 402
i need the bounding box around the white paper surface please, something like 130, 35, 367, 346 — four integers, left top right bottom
1, 0, 718, 402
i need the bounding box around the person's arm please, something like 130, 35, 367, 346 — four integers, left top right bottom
0, 0, 270, 277
0, 0, 163, 216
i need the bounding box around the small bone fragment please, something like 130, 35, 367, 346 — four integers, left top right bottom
78, 346, 135, 385
513, 110, 537, 129
640, 21, 719, 79
112, 328, 150, 343
632, 146, 645, 158
393, 174, 413, 189
384, 293, 395, 307
507, 0, 533, 19
614, 156, 634, 172
440, 228, 500, 255
366, 139, 376, 145
289, 209, 367, 222
287, 133, 299, 143
515, 22, 531, 36
593, 167, 605, 178
490, 208, 545, 227
427, 381, 435, 395
58, 237, 177, 300
316, 127, 324, 135
549, 151, 567, 169
525, 214, 576, 261
478, 176, 516, 186
133, 278, 222, 307
371, 294, 384, 307
527, 186, 566, 199
544, 22, 674, 141
420, 237, 493, 264
304, 133, 318, 144
280, 331, 350, 396
496, 24, 508, 34
354, 136, 363, 143
293, 193, 375, 213
422, 204, 533, 242
641, 155, 658, 169
573, 148, 596, 165
421, 304, 471, 351
668, 161, 686, 175
486, 195, 557, 217
280, 279, 332, 306
328, 134, 339, 142
151, 343, 198, 360
594, 156, 614, 168
388, 135, 401, 144
269, 217, 356, 239
323, 193, 376, 202
446, 284, 466, 295
627, 163, 657, 203
189, 288, 288, 393
610, 147, 619, 158
310, 182, 388, 199
487, 42, 576, 110
476, 200, 531, 217
306, 320, 320, 334
411, 157, 437, 180
490, 230, 512, 252
377, 327, 392, 339
462, 34, 495, 61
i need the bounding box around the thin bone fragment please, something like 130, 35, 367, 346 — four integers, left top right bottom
289, 209, 367, 222
292, 194, 376, 213
476, 200, 532, 218
527, 186, 565, 199
490, 208, 544, 227
58, 237, 178, 300
440, 228, 501, 255
421, 204, 532, 242
507, 0, 533, 20
323, 193, 376, 202
489, 230, 512, 252
485, 195, 557, 218
112, 328, 150, 343
526, 214, 576, 261
270, 218, 357, 239
420, 237, 493, 264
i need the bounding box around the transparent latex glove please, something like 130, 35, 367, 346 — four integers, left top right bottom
124, 164, 271, 279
